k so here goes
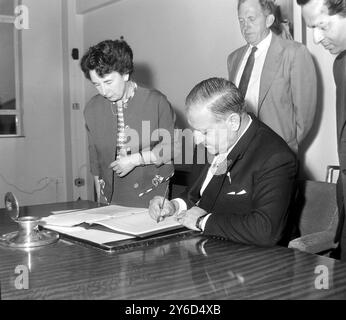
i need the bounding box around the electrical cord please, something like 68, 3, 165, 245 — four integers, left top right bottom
0, 173, 54, 195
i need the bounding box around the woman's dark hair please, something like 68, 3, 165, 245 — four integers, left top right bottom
80, 38, 134, 80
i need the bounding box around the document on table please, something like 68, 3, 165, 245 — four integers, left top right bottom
41, 205, 183, 240
45, 225, 134, 245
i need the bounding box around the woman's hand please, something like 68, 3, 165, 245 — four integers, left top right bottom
109, 150, 143, 177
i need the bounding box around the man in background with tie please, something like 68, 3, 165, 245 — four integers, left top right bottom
149, 78, 297, 246
228, 0, 317, 153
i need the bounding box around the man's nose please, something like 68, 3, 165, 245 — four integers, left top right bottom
313, 28, 324, 44
98, 84, 107, 96
241, 21, 249, 31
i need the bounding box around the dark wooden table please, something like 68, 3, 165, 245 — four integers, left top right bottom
1, 200, 346, 300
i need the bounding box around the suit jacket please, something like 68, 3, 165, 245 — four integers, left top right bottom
227, 34, 317, 152
334, 51, 346, 260
181, 116, 297, 247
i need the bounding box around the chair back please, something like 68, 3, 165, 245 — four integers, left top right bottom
296, 180, 338, 236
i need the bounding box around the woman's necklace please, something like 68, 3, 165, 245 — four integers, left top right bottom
110, 101, 117, 116
108, 81, 137, 116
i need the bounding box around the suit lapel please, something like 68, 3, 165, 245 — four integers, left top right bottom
199, 156, 238, 212
230, 45, 249, 82
189, 162, 211, 199
187, 147, 214, 204
258, 34, 283, 113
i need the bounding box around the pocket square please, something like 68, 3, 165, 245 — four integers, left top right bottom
227, 190, 247, 195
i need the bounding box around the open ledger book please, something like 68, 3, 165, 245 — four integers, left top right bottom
41, 205, 184, 248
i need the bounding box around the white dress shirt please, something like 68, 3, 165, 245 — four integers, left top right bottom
235, 31, 272, 115
174, 115, 253, 230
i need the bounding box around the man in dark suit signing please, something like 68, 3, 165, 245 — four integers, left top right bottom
227, 0, 317, 153
149, 77, 297, 247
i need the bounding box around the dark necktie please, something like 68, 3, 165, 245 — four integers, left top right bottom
238, 46, 257, 98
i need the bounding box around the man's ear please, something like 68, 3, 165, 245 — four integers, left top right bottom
226, 113, 241, 131
266, 14, 275, 28
123, 73, 130, 82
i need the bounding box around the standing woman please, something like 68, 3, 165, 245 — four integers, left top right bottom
80, 39, 178, 207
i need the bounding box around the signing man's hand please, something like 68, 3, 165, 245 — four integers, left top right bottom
149, 196, 177, 222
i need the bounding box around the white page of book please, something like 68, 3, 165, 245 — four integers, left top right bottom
42, 205, 147, 227
50, 208, 91, 215
95, 213, 181, 236
45, 225, 134, 244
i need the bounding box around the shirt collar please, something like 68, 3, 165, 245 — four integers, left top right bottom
113, 81, 137, 108
249, 30, 272, 56
213, 114, 253, 165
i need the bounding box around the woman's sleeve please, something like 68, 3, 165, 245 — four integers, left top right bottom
146, 94, 181, 165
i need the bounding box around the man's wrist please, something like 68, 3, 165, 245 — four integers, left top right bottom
132, 152, 144, 167
138, 152, 145, 166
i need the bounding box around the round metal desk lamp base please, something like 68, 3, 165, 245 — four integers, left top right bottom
0, 216, 59, 249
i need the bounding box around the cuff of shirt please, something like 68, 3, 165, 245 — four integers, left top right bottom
200, 213, 211, 231
172, 198, 187, 215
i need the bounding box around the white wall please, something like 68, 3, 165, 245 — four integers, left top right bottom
82, 0, 244, 128
76, 0, 121, 14
0, 0, 67, 207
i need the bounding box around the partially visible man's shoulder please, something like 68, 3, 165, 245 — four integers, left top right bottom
334, 51, 346, 80
256, 120, 296, 158
279, 38, 310, 55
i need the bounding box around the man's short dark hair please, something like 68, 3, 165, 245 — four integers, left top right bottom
238, 0, 274, 15
297, 0, 346, 17
186, 78, 245, 120
80, 39, 134, 80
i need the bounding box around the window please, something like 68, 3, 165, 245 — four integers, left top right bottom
0, 0, 23, 136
